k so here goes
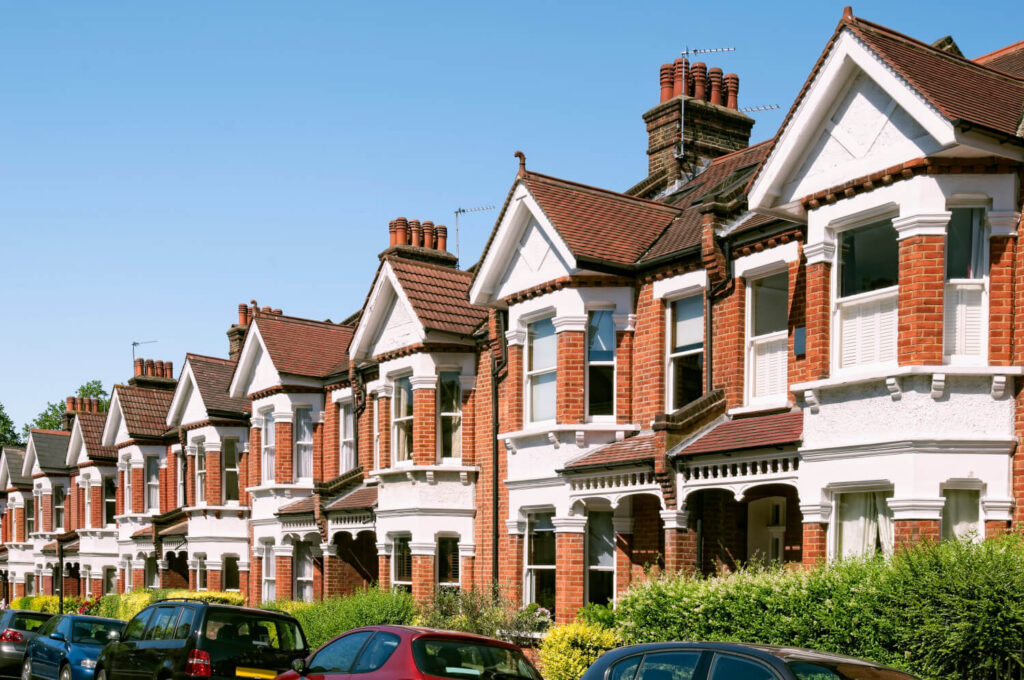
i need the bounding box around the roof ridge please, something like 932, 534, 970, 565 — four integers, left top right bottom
186, 352, 235, 365
385, 254, 474, 278
524, 171, 686, 212
975, 39, 1024, 64
256, 313, 355, 331
31, 429, 70, 436
707, 138, 775, 165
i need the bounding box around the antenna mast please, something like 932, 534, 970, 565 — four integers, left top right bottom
131, 340, 158, 362
676, 46, 736, 181
454, 205, 495, 262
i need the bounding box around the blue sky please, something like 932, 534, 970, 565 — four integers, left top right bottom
1, 1, 1019, 430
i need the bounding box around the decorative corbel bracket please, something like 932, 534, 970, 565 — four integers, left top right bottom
425, 470, 436, 485
992, 375, 1008, 400
929, 374, 945, 400
547, 432, 560, 449
575, 431, 585, 448
504, 439, 516, 455
405, 471, 417, 485
886, 376, 902, 401
804, 389, 820, 414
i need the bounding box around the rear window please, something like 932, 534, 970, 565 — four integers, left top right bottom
412, 638, 541, 680
202, 610, 305, 651
787, 661, 919, 680
10, 614, 50, 632
71, 619, 123, 644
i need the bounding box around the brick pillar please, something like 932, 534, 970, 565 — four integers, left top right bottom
323, 403, 340, 481
207, 565, 223, 592
377, 551, 391, 590
239, 566, 250, 605
163, 450, 177, 514
615, 328, 634, 425
117, 569, 125, 594
788, 252, 808, 386
188, 565, 197, 591
42, 574, 53, 595
505, 533, 524, 604
553, 520, 585, 623
894, 519, 940, 549
132, 568, 145, 591
63, 573, 80, 597
116, 470, 125, 516
14, 582, 25, 598
986, 519, 1010, 537
412, 383, 437, 465
41, 493, 53, 533
250, 555, 262, 605
90, 485, 103, 529
91, 577, 103, 599
13, 507, 23, 542
893, 221, 946, 365
248, 427, 261, 491
801, 522, 827, 567
614, 518, 633, 600
323, 543, 341, 598
803, 256, 832, 381
276, 549, 293, 600
275, 417, 294, 484
206, 443, 222, 506
313, 550, 324, 601
132, 467, 144, 514
989, 235, 1016, 364
357, 399, 375, 473
555, 328, 585, 424
505, 343, 524, 430
411, 550, 435, 604
460, 554, 475, 591
377, 397, 391, 469
661, 510, 697, 575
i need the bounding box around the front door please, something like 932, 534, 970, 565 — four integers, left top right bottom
746, 497, 786, 566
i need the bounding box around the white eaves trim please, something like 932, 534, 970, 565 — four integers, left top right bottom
733, 242, 800, 279
228, 323, 276, 399
468, 181, 578, 306
347, 259, 426, 363
100, 389, 125, 448
652, 269, 707, 300
166, 359, 205, 427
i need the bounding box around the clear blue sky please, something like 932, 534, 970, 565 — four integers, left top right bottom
1, 1, 1019, 430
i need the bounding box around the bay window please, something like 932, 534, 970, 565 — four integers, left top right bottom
586, 311, 615, 418
392, 536, 412, 592
294, 408, 314, 481
53, 485, 65, 531
437, 537, 460, 588
223, 439, 239, 502
146, 456, 160, 511
195, 443, 207, 504
525, 512, 555, 611
103, 478, 116, 525
587, 511, 614, 605
942, 488, 980, 541
527, 318, 557, 423
262, 411, 275, 484
944, 208, 987, 362
836, 491, 894, 558
747, 271, 789, 403
340, 403, 356, 473
836, 219, 899, 370
294, 542, 314, 602
668, 296, 703, 411
224, 556, 240, 591
438, 372, 462, 461
393, 377, 414, 464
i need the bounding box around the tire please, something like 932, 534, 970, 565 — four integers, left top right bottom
21, 659, 32, 680
59, 666, 71, 680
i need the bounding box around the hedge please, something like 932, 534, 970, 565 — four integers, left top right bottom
539, 622, 618, 680
15, 590, 245, 620
10, 595, 88, 614
262, 587, 416, 649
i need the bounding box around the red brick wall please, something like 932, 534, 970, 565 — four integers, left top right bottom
132, 569, 145, 591
556, 331, 585, 423
894, 519, 940, 548
1015, 389, 1024, 526
664, 526, 697, 575
91, 484, 103, 528
207, 568, 223, 592
313, 553, 324, 601
163, 451, 177, 514
472, 333, 501, 590
632, 495, 665, 574
117, 569, 125, 594
275, 420, 294, 484
897, 235, 945, 365
614, 528, 633, 600
276, 554, 293, 600
690, 489, 745, 573
323, 402, 340, 481
504, 534, 523, 604
248, 426, 262, 489
616, 330, 634, 424
804, 262, 831, 381
312, 416, 324, 484
802, 523, 827, 567
377, 397, 391, 469
90, 578, 103, 599
41, 493, 52, 533
413, 388, 437, 465
334, 532, 378, 596
632, 283, 666, 424
711, 278, 746, 408
986, 519, 1009, 537
504, 344, 524, 430
554, 532, 584, 623
250, 555, 262, 605
989, 235, 1015, 365
788, 252, 809, 386
15, 582, 25, 598
206, 446, 222, 506
14, 507, 23, 542
461, 387, 476, 466
357, 399, 375, 473
411, 554, 435, 604
378, 554, 391, 590
131, 467, 144, 514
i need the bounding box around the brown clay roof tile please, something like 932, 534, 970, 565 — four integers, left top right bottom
563, 433, 660, 470
677, 411, 803, 457
76, 411, 117, 461
386, 257, 488, 337
186, 354, 250, 416
278, 496, 318, 515
324, 485, 378, 511
975, 40, 1024, 79
116, 385, 176, 439
255, 314, 355, 379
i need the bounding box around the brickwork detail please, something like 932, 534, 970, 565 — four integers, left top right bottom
413, 389, 437, 465
275, 421, 294, 484
554, 532, 584, 623
897, 235, 945, 365
411, 554, 435, 603
804, 262, 831, 380
894, 519, 940, 548
802, 523, 827, 567
556, 331, 585, 423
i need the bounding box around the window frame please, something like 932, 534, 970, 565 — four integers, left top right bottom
293, 407, 314, 482
585, 510, 615, 606
25, 496, 35, 535
261, 544, 276, 602
103, 477, 116, 526
437, 372, 462, 463
194, 441, 207, 505
744, 269, 790, 407
391, 377, 414, 466
223, 556, 240, 592
145, 456, 160, 512
197, 554, 208, 591
437, 536, 460, 589
831, 488, 895, 560
82, 481, 91, 529
52, 484, 65, 532
222, 438, 239, 503
145, 555, 159, 589
585, 310, 617, 422
372, 398, 381, 470
524, 511, 556, 611
176, 452, 187, 508
102, 567, 116, 596
666, 295, 705, 412
339, 402, 356, 473
124, 465, 133, 514
392, 536, 412, 592
293, 542, 314, 602
525, 317, 557, 425
262, 410, 276, 484
941, 484, 983, 542
943, 206, 990, 365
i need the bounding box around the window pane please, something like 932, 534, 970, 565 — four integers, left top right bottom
528, 514, 555, 566
588, 311, 616, 362
588, 365, 614, 416
636, 652, 702, 680
753, 271, 789, 336
438, 537, 460, 585
708, 654, 775, 680
296, 409, 313, 442
440, 372, 461, 413
587, 512, 615, 568
394, 538, 412, 581
104, 478, 116, 525
530, 372, 556, 422
528, 318, 557, 371
532, 570, 556, 612
840, 220, 898, 297
671, 353, 703, 409
310, 631, 374, 674
351, 632, 401, 673
947, 208, 985, 280
672, 296, 703, 352
395, 421, 413, 462
943, 489, 980, 541
395, 377, 413, 417
173, 607, 196, 640
441, 415, 462, 459
588, 570, 613, 606
264, 412, 275, 446
224, 557, 240, 590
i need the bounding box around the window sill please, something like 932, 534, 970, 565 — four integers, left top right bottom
371, 464, 479, 486
246, 484, 315, 499
183, 505, 250, 517
497, 422, 640, 452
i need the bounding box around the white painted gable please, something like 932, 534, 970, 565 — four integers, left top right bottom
368, 290, 421, 357
166, 361, 209, 428
493, 216, 573, 301
783, 72, 938, 200
228, 324, 282, 398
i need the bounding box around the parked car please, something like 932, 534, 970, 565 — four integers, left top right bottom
0, 611, 54, 680
579, 642, 921, 680
94, 599, 307, 680
22, 615, 125, 680
278, 625, 542, 680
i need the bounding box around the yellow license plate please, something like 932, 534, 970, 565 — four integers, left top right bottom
236, 668, 277, 679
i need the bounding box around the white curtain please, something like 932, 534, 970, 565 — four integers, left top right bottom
838, 491, 893, 558
874, 492, 894, 554
943, 489, 980, 540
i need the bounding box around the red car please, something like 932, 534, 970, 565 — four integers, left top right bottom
278, 625, 542, 680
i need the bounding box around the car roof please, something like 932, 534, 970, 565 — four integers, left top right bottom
151, 600, 300, 620
343, 625, 522, 651
5, 610, 53, 617
595, 642, 904, 670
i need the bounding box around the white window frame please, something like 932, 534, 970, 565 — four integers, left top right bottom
197, 554, 208, 591
103, 477, 116, 526
145, 556, 159, 589
745, 268, 790, 407
524, 512, 556, 608
585, 510, 615, 606
176, 452, 187, 508
102, 567, 116, 596
829, 486, 895, 560
195, 441, 207, 505
124, 561, 132, 591
940, 481, 984, 542
943, 206, 989, 365
124, 466, 133, 514
339, 402, 356, 473
83, 482, 91, 529
392, 377, 414, 466
262, 544, 276, 602
666, 294, 705, 412
437, 372, 462, 463
372, 398, 381, 470
293, 407, 314, 482
294, 542, 314, 602
437, 536, 460, 589
145, 456, 160, 512
223, 556, 240, 592
52, 485, 65, 532
392, 536, 412, 592
525, 317, 557, 425
585, 310, 617, 422
262, 410, 276, 484
222, 438, 239, 503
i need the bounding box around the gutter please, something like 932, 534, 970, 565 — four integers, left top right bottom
490, 311, 509, 584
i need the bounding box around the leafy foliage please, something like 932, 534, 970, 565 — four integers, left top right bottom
263, 587, 416, 649
21, 380, 109, 439
538, 622, 618, 680
417, 586, 550, 647
83, 589, 245, 621
0, 402, 20, 448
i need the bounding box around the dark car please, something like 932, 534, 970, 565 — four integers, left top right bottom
579, 642, 921, 680
0, 610, 54, 680
22, 615, 125, 680
277, 625, 542, 680
94, 600, 307, 680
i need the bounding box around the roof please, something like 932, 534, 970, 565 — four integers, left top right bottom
522, 172, 684, 266
30, 430, 72, 473
187, 354, 251, 416
975, 40, 1024, 78
158, 520, 188, 537
278, 495, 318, 515
641, 142, 774, 262
676, 411, 803, 457
132, 526, 154, 539
117, 385, 176, 439
255, 313, 355, 378
325, 485, 378, 511
386, 256, 487, 337
2, 447, 29, 489
76, 411, 117, 461
562, 433, 660, 471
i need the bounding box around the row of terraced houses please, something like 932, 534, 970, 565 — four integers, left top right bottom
2, 9, 1024, 623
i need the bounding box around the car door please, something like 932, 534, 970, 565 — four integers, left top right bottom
303, 631, 375, 680
703, 653, 782, 680
136, 607, 181, 680
107, 609, 154, 680
32, 616, 64, 680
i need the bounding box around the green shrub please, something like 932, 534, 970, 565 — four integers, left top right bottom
263, 587, 416, 649
539, 622, 618, 680
9, 595, 86, 614
417, 586, 549, 646
575, 603, 615, 630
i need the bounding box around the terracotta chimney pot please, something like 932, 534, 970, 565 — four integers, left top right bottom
409, 219, 423, 247
436, 225, 448, 252
164, 361, 173, 378
238, 303, 248, 326
672, 58, 683, 98
659, 63, 673, 103
709, 67, 723, 106
395, 217, 409, 246
134, 358, 144, 377
693, 62, 707, 101
145, 359, 155, 376
155, 360, 165, 378
389, 220, 397, 247
422, 221, 435, 249
66, 397, 74, 412
724, 73, 739, 109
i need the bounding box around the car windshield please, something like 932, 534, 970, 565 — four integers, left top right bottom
202, 611, 305, 651
412, 638, 542, 680
787, 660, 919, 680
10, 614, 50, 632
71, 619, 124, 644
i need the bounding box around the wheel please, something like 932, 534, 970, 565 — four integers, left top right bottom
59, 666, 71, 680
21, 659, 32, 680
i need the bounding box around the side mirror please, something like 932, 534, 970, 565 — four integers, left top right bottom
107, 630, 121, 642
49, 632, 65, 642
291, 658, 306, 675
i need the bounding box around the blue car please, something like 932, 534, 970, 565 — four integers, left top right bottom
22, 616, 124, 680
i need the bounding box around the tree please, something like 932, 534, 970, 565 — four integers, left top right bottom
0, 402, 20, 448
21, 380, 110, 439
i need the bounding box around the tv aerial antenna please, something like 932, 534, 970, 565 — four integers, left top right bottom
131, 340, 158, 362
675, 47, 736, 180
454, 205, 495, 262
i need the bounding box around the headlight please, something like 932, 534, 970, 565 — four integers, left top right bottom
80, 659, 97, 669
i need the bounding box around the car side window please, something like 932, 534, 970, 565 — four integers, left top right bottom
707, 654, 777, 680
309, 632, 374, 674
57, 618, 72, 637
37, 617, 61, 637
173, 608, 196, 640
608, 656, 641, 680
123, 610, 154, 642
351, 633, 401, 673
634, 652, 702, 680
145, 607, 180, 641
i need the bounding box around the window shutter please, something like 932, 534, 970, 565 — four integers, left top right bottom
875, 294, 897, 364
961, 286, 983, 357
944, 283, 984, 358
